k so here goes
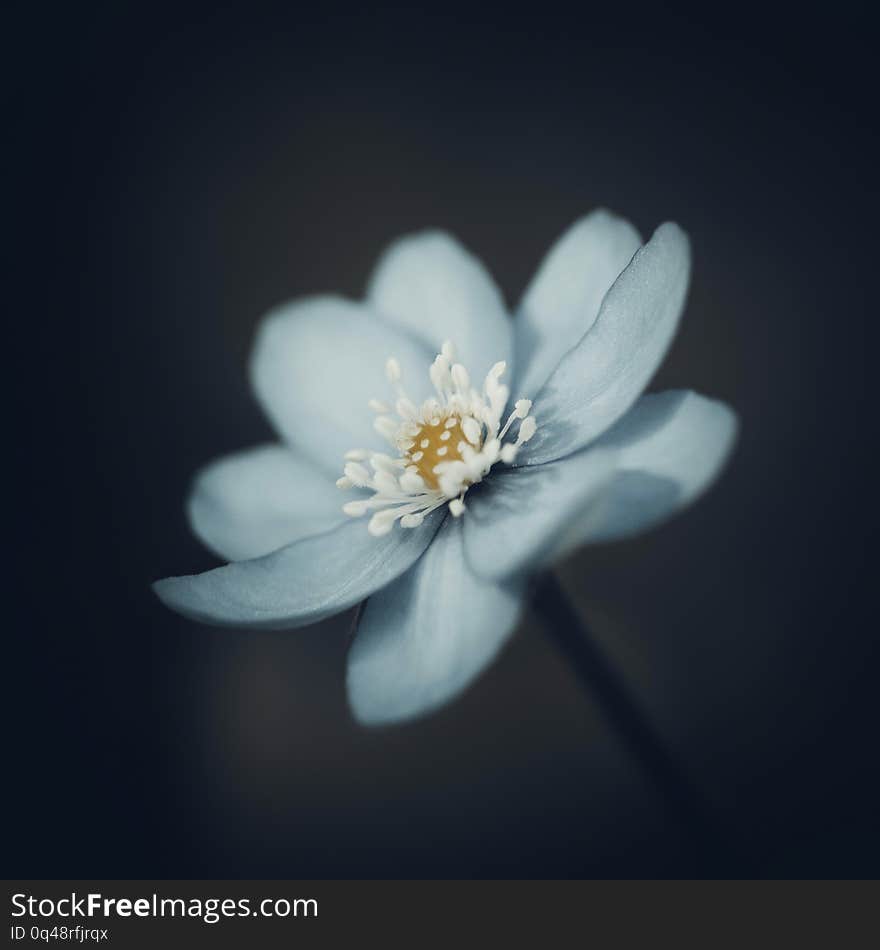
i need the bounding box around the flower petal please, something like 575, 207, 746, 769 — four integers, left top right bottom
562, 389, 738, 546
250, 295, 434, 474
464, 390, 736, 578
514, 209, 642, 399
367, 231, 513, 384
518, 222, 691, 465
187, 443, 345, 562
153, 513, 442, 630
462, 446, 619, 580
346, 518, 523, 726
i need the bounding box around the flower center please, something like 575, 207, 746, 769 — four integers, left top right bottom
404, 416, 473, 490
337, 341, 537, 535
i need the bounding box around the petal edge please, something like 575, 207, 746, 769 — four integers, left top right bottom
347, 518, 523, 725
154, 513, 442, 630
519, 222, 691, 465
514, 209, 642, 398
187, 443, 345, 561
367, 230, 513, 384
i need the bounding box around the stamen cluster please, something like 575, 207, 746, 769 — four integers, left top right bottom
337, 341, 537, 535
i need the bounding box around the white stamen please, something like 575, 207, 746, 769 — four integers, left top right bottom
396, 397, 418, 420
338, 341, 538, 533
421, 397, 441, 419
373, 471, 400, 495
517, 416, 537, 445
399, 471, 426, 492
451, 364, 470, 391
370, 453, 397, 472
344, 462, 372, 487
486, 361, 506, 383
430, 355, 451, 392
368, 509, 398, 536
374, 415, 399, 441
462, 416, 482, 445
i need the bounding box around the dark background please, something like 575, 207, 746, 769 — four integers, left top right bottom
11, 5, 876, 877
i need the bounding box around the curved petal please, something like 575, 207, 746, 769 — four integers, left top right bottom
187, 443, 345, 562
514, 209, 642, 399
153, 513, 442, 630
464, 390, 736, 578
462, 447, 618, 580
560, 389, 738, 546
518, 223, 691, 465
250, 295, 434, 474
346, 518, 524, 726
367, 231, 513, 383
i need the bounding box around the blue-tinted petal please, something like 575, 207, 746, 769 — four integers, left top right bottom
153, 513, 441, 630
367, 231, 512, 384
464, 390, 736, 578
519, 223, 691, 465
249, 295, 434, 474
514, 209, 642, 399
462, 446, 618, 580
346, 518, 523, 725
562, 389, 738, 546
187, 443, 345, 562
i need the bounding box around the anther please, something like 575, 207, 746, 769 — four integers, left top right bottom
451, 364, 470, 391
368, 510, 398, 537
344, 462, 372, 487
517, 417, 537, 444
462, 417, 481, 445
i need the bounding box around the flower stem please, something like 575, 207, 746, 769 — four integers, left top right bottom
531, 571, 749, 876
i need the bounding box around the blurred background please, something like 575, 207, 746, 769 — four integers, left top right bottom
11, 5, 876, 876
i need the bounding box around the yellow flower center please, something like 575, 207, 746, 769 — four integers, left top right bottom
404, 414, 475, 490
337, 340, 537, 536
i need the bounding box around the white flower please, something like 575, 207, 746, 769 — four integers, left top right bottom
155, 210, 737, 726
